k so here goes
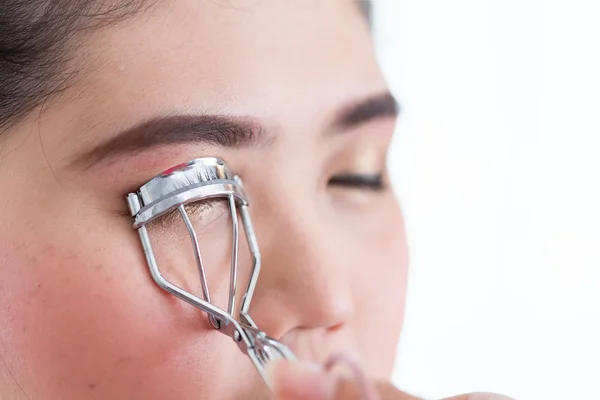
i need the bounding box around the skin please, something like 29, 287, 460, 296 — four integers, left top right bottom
270, 359, 514, 400
0, 1, 408, 399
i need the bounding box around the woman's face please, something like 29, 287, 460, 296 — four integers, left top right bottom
0, 1, 407, 399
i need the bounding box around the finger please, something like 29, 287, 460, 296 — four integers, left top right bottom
442, 394, 515, 400
335, 379, 422, 400
268, 359, 421, 400
268, 360, 336, 400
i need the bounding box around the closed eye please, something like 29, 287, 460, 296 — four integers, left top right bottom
328, 173, 385, 191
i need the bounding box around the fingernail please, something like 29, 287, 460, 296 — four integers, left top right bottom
267, 360, 337, 400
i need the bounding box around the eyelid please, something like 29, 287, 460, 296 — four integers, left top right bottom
328, 173, 385, 191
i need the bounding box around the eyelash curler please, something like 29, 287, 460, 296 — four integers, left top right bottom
126, 157, 378, 399
126, 157, 295, 389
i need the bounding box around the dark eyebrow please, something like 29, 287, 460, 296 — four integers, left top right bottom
73, 114, 267, 169
73, 91, 399, 169
331, 91, 400, 131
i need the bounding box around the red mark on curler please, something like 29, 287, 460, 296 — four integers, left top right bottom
160, 162, 188, 176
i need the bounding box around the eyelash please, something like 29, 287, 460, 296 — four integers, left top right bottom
151, 200, 221, 226
328, 173, 385, 192
121, 174, 385, 218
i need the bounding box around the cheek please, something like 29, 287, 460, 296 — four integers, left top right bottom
0, 224, 248, 398
350, 207, 408, 376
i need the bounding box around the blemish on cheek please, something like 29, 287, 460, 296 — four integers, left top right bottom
65, 250, 78, 260
118, 355, 132, 365
41, 243, 57, 257
27, 282, 43, 298
88, 382, 96, 390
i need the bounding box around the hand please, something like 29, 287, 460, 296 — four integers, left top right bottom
268, 360, 514, 400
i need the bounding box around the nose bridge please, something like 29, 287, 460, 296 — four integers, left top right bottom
249, 193, 355, 338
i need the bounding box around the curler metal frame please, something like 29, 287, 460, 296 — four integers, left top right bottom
126, 157, 294, 389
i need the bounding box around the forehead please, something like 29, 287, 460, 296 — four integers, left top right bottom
42, 0, 386, 169
72, 0, 381, 119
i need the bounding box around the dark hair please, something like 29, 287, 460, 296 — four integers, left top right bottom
0, 1, 372, 133
357, 1, 372, 26
0, 0, 149, 132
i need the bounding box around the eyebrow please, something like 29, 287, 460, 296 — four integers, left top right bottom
74, 91, 399, 169
332, 91, 399, 130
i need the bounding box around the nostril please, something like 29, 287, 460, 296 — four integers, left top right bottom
296, 290, 354, 331
327, 322, 345, 333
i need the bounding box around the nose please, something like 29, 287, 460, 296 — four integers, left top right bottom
247, 199, 355, 339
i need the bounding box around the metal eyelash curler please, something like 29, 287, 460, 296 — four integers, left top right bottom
126, 157, 295, 390
126, 157, 379, 399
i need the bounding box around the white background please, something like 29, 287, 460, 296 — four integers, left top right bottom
374, 1, 600, 399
